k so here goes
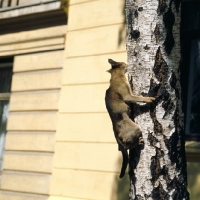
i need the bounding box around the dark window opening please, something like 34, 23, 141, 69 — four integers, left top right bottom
0, 57, 13, 171
181, 0, 200, 140
0, 66, 12, 93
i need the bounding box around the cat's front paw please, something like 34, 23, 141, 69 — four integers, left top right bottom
138, 137, 144, 145
145, 97, 155, 102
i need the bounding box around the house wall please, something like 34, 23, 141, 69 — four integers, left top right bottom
0, 26, 66, 200
48, 0, 130, 200
47, 1, 200, 200
0, 26, 66, 56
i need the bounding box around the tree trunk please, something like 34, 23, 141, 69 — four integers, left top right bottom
125, 0, 190, 199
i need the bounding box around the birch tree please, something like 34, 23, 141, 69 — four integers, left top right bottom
125, 0, 190, 199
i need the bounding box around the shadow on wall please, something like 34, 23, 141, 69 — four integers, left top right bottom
118, 0, 126, 47
112, 1, 133, 199
187, 161, 200, 200
111, 157, 129, 200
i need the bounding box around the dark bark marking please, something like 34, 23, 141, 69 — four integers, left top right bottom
172, 109, 187, 170
148, 134, 167, 186
149, 47, 171, 134
151, 182, 170, 200
144, 194, 151, 199
163, 7, 175, 55
163, 31, 175, 55
148, 46, 178, 129
169, 70, 177, 90
160, 87, 170, 101
138, 7, 143, 12
161, 165, 188, 199
150, 106, 163, 134
163, 8, 175, 33
157, 0, 167, 15
150, 148, 164, 184
127, 7, 140, 41
148, 131, 159, 147
131, 30, 140, 40
135, 195, 144, 200
174, 0, 181, 13
144, 44, 150, 50
164, 131, 178, 164
168, 177, 190, 199
148, 46, 180, 194
134, 10, 138, 18
153, 47, 168, 83
174, 86, 180, 99
162, 165, 172, 187
148, 79, 161, 98
170, 71, 180, 99
127, 12, 133, 27
154, 24, 160, 44
162, 99, 174, 118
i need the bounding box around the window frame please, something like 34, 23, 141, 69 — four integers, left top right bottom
0, 93, 10, 100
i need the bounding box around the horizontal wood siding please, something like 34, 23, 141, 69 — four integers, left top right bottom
3, 152, 53, 173
49, 196, 83, 200
1, 172, 50, 194
14, 51, 64, 72
9, 90, 60, 111
50, 169, 124, 200
56, 113, 114, 142
0, 26, 66, 56
11, 70, 61, 92
0, 50, 63, 199
69, 0, 96, 5
65, 24, 125, 58
54, 143, 121, 172
62, 52, 126, 84
0, 191, 48, 200
5, 132, 55, 152
59, 84, 108, 113
0, 37, 64, 52
68, 0, 124, 31
49, 0, 129, 200
7, 112, 58, 131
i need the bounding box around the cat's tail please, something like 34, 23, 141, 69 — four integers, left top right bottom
119, 149, 128, 178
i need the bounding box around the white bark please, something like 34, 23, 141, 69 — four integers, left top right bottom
126, 0, 189, 199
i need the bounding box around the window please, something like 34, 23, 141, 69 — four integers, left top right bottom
181, 0, 200, 140
0, 58, 13, 171
185, 40, 200, 134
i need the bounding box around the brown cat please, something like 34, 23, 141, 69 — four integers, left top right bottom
105, 59, 155, 178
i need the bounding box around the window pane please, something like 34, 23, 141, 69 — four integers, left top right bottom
0, 67, 12, 93
186, 40, 200, 134
0, 100, 9, 170
182, 2, 200, 31
190, 40, 200, 133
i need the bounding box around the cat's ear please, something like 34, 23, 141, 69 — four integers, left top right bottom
108, 59, 118, 67
106, 69, 112, 73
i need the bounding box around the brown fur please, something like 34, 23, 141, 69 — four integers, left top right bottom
105, 59, 155, 178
